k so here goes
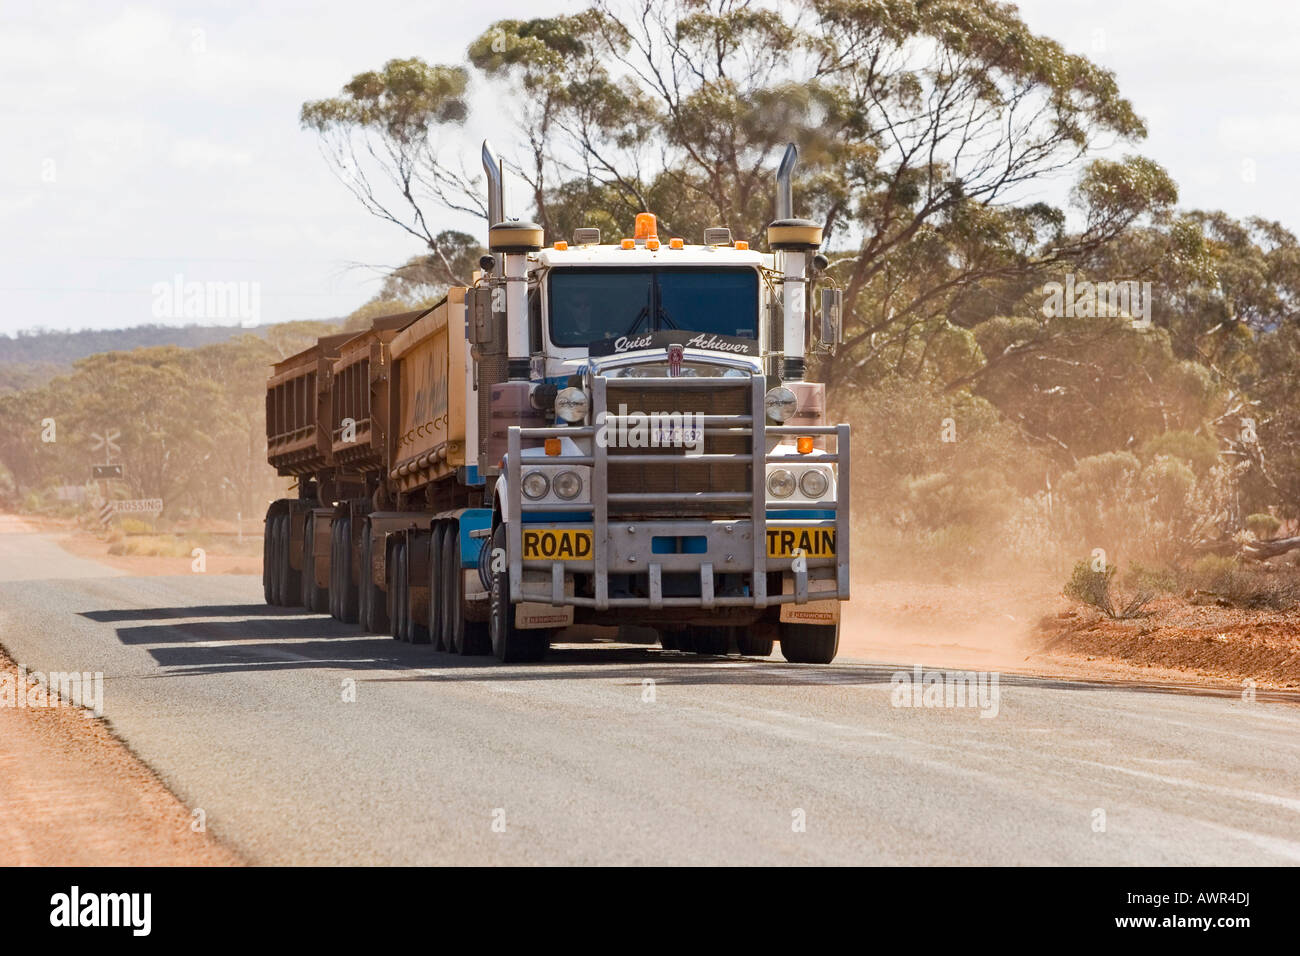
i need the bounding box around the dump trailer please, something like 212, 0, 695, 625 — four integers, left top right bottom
265, 139, 850, 663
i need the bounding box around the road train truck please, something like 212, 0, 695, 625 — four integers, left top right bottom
263, 141, 851, 663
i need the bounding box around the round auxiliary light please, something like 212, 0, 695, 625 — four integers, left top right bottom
767, 469, 796, 499
521, 471, 550, 500
553, 470, 583, 500
764, 385, 798, 423
799, 469, 829, 498
554, 386, 590, 423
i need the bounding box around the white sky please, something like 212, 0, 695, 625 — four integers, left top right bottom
1, 0, 1296, 335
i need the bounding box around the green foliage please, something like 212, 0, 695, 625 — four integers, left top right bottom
1138, 431, 1220, 474
1244, 513, 1281, 539
1064, 559, 1118, 616
1064, 559, 1153, 619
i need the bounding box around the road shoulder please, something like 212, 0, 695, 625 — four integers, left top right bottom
0, 644, 242, 866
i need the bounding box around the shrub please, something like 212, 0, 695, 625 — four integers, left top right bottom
1245, 513, 1281, 539
1063, 559, 1153, 619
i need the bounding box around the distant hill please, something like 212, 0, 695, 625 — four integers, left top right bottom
0, 320, 343, 391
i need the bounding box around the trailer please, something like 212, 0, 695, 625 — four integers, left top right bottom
265, 139, 851, 663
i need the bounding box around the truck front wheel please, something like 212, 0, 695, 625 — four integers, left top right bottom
778, 622, 839, 664
488, 525, 549, 663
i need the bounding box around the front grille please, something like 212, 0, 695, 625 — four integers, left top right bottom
605, 381, 751, 516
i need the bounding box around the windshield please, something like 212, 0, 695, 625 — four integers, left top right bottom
548, 267, 758, 347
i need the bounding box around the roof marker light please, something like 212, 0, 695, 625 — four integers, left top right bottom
634, 212, 658, 240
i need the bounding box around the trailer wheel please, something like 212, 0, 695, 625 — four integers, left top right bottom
263, 513, 275, 605
277, 514, 301, 607
442, 527, 465, 653
406, 534, 430, 645
778, 622, 839, 664
488, 524, 549, 663
337, 516, 358, 624
329, 519, 346, 620
391, 538, 409, 641
359, 529, 389, 634
736, 631, 774, 657
428, 524, 447, 651
658, 629, 681, 651
303, 514, 328, 615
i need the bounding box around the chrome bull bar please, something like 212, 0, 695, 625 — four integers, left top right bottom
506, 373, 851, 611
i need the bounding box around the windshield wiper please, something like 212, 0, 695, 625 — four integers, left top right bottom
622, 301, 652, 337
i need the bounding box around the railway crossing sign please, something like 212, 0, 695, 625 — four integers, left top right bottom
91, 463, 124, 480
89, 429, 121, 458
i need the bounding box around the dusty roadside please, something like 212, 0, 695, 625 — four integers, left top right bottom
841, 577, 1300, 693
0, 644, 242, 865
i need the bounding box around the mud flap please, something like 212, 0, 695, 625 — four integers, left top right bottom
780, 576, 841, 625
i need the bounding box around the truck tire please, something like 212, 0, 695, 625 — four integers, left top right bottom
303, 514, 328, 615
488, 524, 549, 663
337, 516, 358, 624
443, 525, 490, 655
278, 514, 301, 608
441, 527, 464, 653
736, 631, 774, 657
684, 626, 731, 656
359, 528, 389, 634
263, 515, 275, 605
428, 524, 446, 651
406, 534, 430, 645
658, 628, 682, 651
330, 519, 346, 620
779, 622, 839, 664
392, 538, 412, 641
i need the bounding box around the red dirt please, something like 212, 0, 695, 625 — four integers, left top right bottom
0, 647, 242, 866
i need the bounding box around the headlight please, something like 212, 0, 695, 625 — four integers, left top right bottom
767, 468, 796, 498
522, 470, 550, 499
552, 470, 583, 500
764, 385, 798, 423
799, 469, 828, 498
554, 386, 590, 423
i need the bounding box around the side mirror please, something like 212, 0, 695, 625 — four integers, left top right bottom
819, 288, 843, 351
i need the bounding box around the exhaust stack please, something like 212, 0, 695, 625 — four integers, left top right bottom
482, 140, 504, 230
482, 140, 543, 380
766, 143, 823, 381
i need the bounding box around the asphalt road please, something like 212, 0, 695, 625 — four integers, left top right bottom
2, 524, 1298, 865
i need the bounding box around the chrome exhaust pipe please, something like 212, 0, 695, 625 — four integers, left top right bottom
776, 143, 797, 220
482, 139, 503, 227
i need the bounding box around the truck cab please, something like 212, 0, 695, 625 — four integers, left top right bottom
477, 144, 850, 664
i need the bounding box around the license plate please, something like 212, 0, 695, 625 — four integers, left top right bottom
766, 526, 836, 559
652, 425, 703, 446
521, 528, 593, 561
